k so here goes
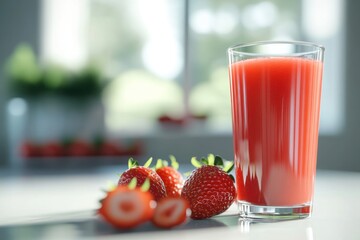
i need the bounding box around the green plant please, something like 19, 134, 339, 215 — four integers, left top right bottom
6, 43, 103, 99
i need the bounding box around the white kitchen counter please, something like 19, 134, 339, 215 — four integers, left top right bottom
0, 168, 359, 240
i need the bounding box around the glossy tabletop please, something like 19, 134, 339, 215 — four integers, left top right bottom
0, 169, 359, 240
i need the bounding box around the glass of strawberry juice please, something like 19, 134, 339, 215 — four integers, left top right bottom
227, 41, 324, 220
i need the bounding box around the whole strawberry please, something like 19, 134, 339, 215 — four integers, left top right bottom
118, 158, 166, 201
181, 154, 236, 219
155, 155, 183, 197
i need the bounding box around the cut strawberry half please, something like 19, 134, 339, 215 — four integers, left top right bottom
152, 197, 190, 228
99, 185, 155, 229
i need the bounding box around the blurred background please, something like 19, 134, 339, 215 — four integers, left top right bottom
0, 0, 358, 173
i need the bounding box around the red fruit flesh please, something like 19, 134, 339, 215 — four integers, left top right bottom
118, 166, 167, 201
156, 167, 183, 197
152, 197, 190, 228
181, 165, 236, 219
99, 186, 155, 229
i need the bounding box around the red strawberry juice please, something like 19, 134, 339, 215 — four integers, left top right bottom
229, 57, 323, 206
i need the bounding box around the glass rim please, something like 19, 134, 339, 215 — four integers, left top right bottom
227, 40, 325, 57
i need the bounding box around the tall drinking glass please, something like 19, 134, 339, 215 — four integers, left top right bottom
228, 41, 324, 220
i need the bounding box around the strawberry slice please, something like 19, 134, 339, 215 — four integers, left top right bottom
99, 180, 156, 229
152, 197, 190, 228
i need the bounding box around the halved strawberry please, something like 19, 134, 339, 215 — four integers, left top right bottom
99, 179, 156, 229
118, 158, 167, 201
155, 156, 183, 197
152, 196, 190, 228
181, 154, 236, 219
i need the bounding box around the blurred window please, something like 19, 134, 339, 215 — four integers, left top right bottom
40, 0, 344, 135
188, 0, 302, 132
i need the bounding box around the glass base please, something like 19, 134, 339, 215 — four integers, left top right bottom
238, 201, 312, 221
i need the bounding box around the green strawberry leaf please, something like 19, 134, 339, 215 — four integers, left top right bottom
207, 154, 215, 166
128, 177, 137, 190
200, 157, 208, 165
191, 157, 203, 168
155, 159, 163, 169
214, 155, 224, 166
223, 161, 234, 173
140, 178, 151, 192
144, 157, 153, 168
128, 158, 139, 169
169, 155, 179, 170
162, 160, 169, 167
229, 174, 235, 182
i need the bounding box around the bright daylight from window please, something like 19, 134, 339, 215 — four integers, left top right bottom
39, 0, 344, 136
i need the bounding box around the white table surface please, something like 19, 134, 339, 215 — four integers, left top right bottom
0, 168, 359, 240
